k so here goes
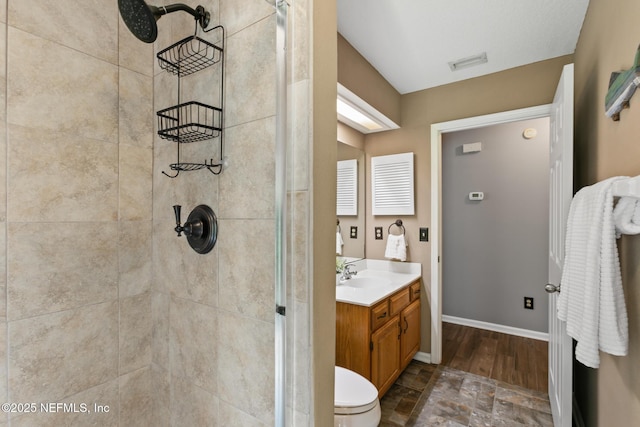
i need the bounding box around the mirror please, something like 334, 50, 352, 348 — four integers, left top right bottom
337, 141, 365, 259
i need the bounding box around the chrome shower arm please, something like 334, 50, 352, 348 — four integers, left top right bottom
119, 0, 210, 43
152, 4, 210, 29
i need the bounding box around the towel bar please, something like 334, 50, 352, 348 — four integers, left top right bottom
612, 176, 640, 198
388, 219, 406, 235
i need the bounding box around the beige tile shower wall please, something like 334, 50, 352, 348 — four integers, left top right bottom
151, 0, 280, 425
285, 0, 315, 422
2, 0, 154, 425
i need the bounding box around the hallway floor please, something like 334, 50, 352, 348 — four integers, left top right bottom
379, 323, 553, 426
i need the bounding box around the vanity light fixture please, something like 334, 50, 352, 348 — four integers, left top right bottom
337, 83, 399, 134
337, 99, 383, 132
448, 52, 488, 71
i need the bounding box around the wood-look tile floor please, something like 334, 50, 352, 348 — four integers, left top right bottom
379, 323, 552, 426
441, 322, 548, 394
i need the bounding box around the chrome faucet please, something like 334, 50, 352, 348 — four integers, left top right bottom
340, 264, 358, 281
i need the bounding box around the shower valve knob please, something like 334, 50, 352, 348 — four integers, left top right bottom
173, 205, 184, 236
173, 204, 204, 238
171, 204, 218, 254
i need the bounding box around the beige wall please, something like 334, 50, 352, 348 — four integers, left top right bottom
337, 26, 572, 354
313, 0, 338, 424
337, 121, 364, 150
359, 55, 573, 354
338, 34, 401, 125
337, 142, 366, 259
335, 1, 640, 422
1, 0, 154, 424
573, 0, 640, 424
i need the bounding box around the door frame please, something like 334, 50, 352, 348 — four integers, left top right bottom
429, 104, 552, 363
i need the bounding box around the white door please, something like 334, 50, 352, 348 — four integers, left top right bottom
546, 63, 574, 427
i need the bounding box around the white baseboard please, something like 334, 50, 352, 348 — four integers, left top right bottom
413, 351, 431, 364
443, 315, 549, 342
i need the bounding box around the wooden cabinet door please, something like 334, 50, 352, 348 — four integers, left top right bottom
400, 299, 421, 370
371, 315, 400, 397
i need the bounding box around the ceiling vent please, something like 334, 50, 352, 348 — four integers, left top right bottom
448, 52, 488, 71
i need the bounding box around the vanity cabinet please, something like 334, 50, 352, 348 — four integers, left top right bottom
400, 298, 420, 369
336, 279, 421, 397
370, 313, 400, 396
401, 281, 421, 368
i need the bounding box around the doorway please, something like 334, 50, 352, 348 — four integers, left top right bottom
430, 104, 553, 363
441, 117, 550, 336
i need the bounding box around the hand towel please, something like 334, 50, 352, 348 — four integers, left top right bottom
336, 231, 343, 255
614, 196, 640, 237
558, 176, 629, 368
384, 234, 407, 261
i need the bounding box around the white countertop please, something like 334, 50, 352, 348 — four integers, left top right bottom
335, 259, 422, 307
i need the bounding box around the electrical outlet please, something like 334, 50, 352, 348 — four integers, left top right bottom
524, 297, 534, 310
374, 227, 383, 240
350, 226, 358, 239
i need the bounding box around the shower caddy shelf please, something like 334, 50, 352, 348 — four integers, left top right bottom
156, 25, 225, 177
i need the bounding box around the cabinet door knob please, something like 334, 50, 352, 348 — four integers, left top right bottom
404, 318, 409, 333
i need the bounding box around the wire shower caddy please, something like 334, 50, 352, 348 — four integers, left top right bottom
156, 24, 225, 177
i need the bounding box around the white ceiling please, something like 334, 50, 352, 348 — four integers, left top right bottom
337, 0, 590, 94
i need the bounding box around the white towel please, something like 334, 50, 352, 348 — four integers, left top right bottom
336, 231, 343, 255
614, 196, 640, 237
558, 176, 629, 368
384, 234, 407, 262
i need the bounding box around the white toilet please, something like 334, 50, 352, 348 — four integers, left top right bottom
334, 366, 381, 427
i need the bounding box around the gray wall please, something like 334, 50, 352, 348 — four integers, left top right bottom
442, 117, 550, 332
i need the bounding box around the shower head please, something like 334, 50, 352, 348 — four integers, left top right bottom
118, 0, 210, 43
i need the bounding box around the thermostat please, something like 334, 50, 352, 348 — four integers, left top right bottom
469, 192, 484, 201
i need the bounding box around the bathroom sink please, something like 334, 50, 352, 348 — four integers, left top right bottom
339, 277, 391, 289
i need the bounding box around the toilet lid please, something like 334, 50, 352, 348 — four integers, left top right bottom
334, 366, 379, 415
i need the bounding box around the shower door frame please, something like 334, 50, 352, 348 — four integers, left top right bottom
274, 1, 289, 426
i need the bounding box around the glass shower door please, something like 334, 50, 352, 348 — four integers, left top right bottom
273, 0, 313, 425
